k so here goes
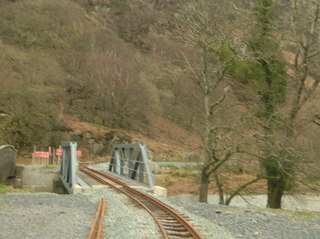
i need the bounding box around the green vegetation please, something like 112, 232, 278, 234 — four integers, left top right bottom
265, 208, 319, 220
249, 0, 287, 116
228, 0, 290, 209
230, 0, 287, 117
159, 165, 201, 180
42, 165, 59, 170
0, 184, 32, 194
247, 0, 292, 209
162, 165, 180, 170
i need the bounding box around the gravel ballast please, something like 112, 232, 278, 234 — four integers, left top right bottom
0, 188, 162, 239
0, 189, 320, 239
0, 193, 96, 239
167, 200, 320, 239
83, 188, 162, 239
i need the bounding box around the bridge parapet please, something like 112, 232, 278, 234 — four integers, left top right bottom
60, 142, 78, 194
59, 142, 90, 194
0, 145, 17, 182
109, 144, 155, 188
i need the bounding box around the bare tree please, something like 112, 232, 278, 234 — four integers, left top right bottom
287, 0, 320, 134
173, 0, 248, 203
86, 55, 149, 129
281, 0, 320, 201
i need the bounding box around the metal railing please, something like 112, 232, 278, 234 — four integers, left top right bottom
109, 144, 155, 188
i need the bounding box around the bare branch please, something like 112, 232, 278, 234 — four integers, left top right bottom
180, 50, 205, 93
225, 176, 265, 205
209, 86, 230, 115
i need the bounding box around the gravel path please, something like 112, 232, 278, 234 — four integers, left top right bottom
1, 189, 320, 239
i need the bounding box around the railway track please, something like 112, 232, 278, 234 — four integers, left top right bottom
88, 197, 107, 239
80, 165, 205, 239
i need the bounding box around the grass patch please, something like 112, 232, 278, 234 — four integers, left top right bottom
183, 165, 202, 172
0, 184, 33, 194
158, 165, 201, 181
265, 208, 318, 219
42, 165, 58, 169
163, 165, 180, 170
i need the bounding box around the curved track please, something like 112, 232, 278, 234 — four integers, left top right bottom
80, 166, 204, 239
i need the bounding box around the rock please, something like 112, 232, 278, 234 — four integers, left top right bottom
91, 143, 105, 156
56, 119, 70, 131
70, 131, 83, 141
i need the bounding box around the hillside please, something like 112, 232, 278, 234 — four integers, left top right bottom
0, 0, 201, 155
61, 114, 203, 161
0, 0, 320, 180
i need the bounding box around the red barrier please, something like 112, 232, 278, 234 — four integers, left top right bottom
33, 151, 50, 158
56, 149, 82, 157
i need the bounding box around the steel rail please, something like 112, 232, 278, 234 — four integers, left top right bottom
80, 166, 204, 239
88, 197, 106, 239
80, 167, 169, 239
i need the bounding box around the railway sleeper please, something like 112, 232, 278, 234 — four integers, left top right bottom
160, 218, 180, 222
167, 232, 193, 238
154, 211, 170, 214
162, 224, 185, 227
161, 223, 184, 227
164, 228, 188, 232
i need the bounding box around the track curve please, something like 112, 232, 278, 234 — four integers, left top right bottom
80, 166, 204, 239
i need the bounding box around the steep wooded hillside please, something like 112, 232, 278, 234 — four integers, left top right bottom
0, 0, 205, 159
0, 0, 319, 170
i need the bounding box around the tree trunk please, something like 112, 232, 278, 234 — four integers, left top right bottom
264, 153, 286, 209
214, 173, 224, 204
199, 170, 210, 203
199, 89, 211, 204
267, 177, 284, 208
